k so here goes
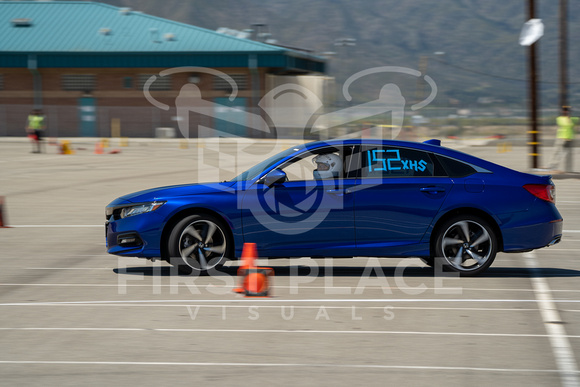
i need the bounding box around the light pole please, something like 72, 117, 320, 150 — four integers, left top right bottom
519, 5, 543, 169
559, 0, 568, 108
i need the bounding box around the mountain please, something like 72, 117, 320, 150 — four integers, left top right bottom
97, 0, 580, 110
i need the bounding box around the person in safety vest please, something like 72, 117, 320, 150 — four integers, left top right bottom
549, 106, 578, 173
26, 109, 46, 153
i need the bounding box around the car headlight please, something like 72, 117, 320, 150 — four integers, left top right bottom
119, 202, 166, 219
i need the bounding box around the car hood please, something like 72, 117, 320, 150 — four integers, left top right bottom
117, 181, 237, 203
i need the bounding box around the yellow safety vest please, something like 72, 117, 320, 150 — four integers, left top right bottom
28, 115, 44, 130
556, 116, 578, 140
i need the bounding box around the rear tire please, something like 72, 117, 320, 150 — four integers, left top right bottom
167, 214, 231, 275
433, 214, 497, 276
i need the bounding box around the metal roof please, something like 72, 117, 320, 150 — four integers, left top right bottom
0, 1, 325, 72
0, 1, 286, 53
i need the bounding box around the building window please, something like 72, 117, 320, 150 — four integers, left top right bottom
0, 74, 4, 90
138, 74, 171, 91
123, 77, 133, 89
62, 74, 96, 91
214, 74, 248, 91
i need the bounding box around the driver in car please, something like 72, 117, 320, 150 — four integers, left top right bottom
313, 153, 341, 179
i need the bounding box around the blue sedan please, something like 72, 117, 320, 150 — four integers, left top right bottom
105, 139, 562, 276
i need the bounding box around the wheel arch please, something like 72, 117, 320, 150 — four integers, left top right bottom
430, 207, 504, 256
160, 207, 236, 261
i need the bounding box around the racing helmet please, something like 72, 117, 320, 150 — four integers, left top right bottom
313, 153, 341, 179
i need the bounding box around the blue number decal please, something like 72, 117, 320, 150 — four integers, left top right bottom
367, 148, 403, 173
386, 150, 401, 170
368, 148, 430, 174
372, 150, 387, 171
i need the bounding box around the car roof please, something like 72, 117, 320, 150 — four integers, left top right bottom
305, 138, 441, 152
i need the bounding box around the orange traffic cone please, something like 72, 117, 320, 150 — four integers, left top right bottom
232, 243, 273, 297
94, 141, 104, 155
240, 243, 257, 270
233, 243, 257, 293
243, 267, 273, 297
0, 196, 10, 228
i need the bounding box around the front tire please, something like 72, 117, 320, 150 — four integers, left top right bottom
167, 214, 231, 275
433, 215, 497, 276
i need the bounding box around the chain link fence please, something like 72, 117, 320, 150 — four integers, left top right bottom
0, 103, 562, 140
0, 104, 212, 138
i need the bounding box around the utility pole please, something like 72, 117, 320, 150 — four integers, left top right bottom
527, 0, 540, 169
559, 0, 568, 108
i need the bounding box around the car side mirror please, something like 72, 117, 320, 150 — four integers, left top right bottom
263, 169, 287, 186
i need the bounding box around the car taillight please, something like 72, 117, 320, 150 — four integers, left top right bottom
523, 184, 555, 203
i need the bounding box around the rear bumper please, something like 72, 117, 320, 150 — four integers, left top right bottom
502, 218, 563, 252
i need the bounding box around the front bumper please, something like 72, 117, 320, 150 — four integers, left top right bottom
105, 213, 164, 258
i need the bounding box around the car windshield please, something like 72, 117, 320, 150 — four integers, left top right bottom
230, 145, 303, 182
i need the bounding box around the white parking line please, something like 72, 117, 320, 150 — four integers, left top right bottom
0, 360, 567, 374
0, 326, 575, 338
26, 268, 113, 270
0, 304, 541, 312
3, 283, 579, 295
0, 327, 143, 331
0, 301, 539, 312
10, 225, 103, 228
2, 299, 580, 306
0, 283, 537, 293
524, 251, 580, 387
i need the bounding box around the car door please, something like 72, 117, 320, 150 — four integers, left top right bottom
240, 145, 358, 257
354, 144, 453, 255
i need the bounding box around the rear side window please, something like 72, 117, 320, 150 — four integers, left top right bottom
436, 155, 477, 177
362, 146, 445, 178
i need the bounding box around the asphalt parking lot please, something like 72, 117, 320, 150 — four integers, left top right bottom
1, 137, 579, 386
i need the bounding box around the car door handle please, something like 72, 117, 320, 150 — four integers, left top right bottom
420, 186, 445, 193
326, 189, 353, 196
326, 189, 343, 196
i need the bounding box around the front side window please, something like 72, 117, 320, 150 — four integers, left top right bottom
279, 146, 356, 182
